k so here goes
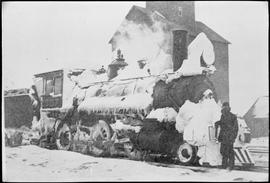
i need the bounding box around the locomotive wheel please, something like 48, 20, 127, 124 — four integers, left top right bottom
55, 122, 72, 151
91, 120, 111, 149
177, 142, 197, 165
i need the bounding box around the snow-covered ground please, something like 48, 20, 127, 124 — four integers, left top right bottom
3, 145, 268, 182
248, 137, 269, 166
249, 137, 269, 147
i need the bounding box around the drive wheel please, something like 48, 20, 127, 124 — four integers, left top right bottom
177, 142, 197, 165
92, 120, 111, 142
90, 120, 112, 155
55, 122, 72, 151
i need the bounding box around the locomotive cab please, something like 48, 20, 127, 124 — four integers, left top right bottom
34, 69, 64, 109
33, 68, 85, 120
34, 69, 85, 109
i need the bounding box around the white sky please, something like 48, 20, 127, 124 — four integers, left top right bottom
2, 1, 269, 115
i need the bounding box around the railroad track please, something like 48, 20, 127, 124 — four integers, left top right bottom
246, 146, 269, 153
147, 160, 269, 173
245, 145, 269, 173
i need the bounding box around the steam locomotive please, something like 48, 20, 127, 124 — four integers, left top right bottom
33, 67, 254, 167
33, 30, 254, 167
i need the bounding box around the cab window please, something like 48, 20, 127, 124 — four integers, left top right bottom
45, 78, 54, 95
54, 77, 62, 95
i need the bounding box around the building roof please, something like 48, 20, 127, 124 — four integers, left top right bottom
131, 5, 151, 17
109, 5, 192, 44
109, 5, 230, 44
244, 96, 269, 119
4, 88, 29, 97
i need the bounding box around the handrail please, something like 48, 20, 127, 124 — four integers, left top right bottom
79, 72, 175, 89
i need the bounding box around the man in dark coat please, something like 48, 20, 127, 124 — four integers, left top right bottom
215, 102, 238, 170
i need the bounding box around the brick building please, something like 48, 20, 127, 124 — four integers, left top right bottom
109, 1, 230, 103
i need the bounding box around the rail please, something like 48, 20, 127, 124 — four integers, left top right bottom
247, 146, 269, 153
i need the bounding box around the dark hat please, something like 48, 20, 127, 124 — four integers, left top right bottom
222, 102, 230, 107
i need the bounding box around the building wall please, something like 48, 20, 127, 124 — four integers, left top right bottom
210, 41, 229, 103
4, 95, 33, 128
244, 98, 269, 138
146, 1, 196, 33
184, 35, 229, 103
245, 118, 269, 138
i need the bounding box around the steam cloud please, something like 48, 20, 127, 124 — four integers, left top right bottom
112, 18, 173, 78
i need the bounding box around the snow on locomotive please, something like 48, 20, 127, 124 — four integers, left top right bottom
33, 32, 254, 167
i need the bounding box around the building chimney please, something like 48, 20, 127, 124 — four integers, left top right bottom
172, 30, 188, 71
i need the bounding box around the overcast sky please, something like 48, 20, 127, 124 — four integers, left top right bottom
2, 1, 268, 115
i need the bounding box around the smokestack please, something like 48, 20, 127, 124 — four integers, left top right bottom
172, 30, 188, 71
107, 49, 128, 80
